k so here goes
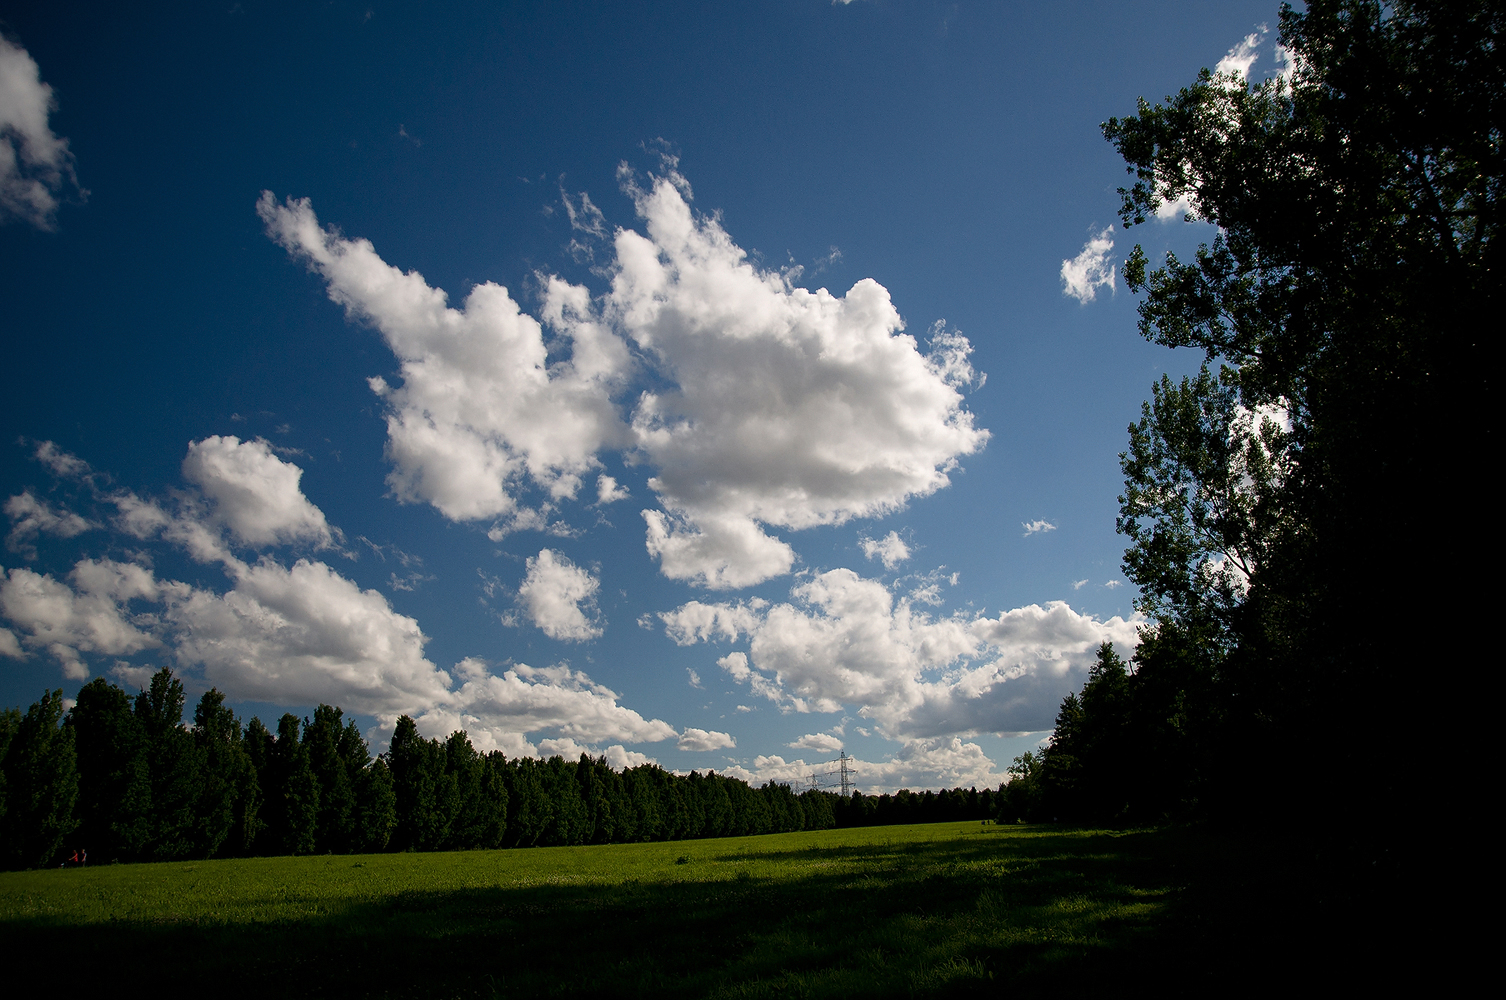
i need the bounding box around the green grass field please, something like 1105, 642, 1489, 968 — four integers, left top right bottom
0, 822, 1367, 997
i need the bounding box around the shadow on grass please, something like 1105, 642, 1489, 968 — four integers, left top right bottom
0, 827, 1382, 998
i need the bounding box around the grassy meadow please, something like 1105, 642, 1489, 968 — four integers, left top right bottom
0, 821, 1364, 997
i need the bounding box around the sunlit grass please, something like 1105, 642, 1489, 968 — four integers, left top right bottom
0, 822, 1339, 997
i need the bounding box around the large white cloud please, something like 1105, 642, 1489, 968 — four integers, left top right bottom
182, 436, 335, 549
788, 732, 843, 754
0, 559, 166, 680
603, 172, 988, 587
517, 548, 602, 641
262, 168, 987, 588
661, 568, 1141, 737
720, 737, 1008, 795
167, 556, 452, 716
258, 193, 630, 525
0, 35, 81, 229
418, 659, 677, 757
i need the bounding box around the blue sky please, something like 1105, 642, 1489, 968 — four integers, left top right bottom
1, 1, 1284, 791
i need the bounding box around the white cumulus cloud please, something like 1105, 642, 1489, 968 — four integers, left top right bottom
788, 732, 843, 754
426, 661, 676, 757
517, 548, 602, 641
5, 490, 94, 556
603, 172, 988, 587
182, 435, 335, 549
0, 444, 675, 759
0, 35, 82, 229
167, 556, 452, 716
1061, 226, 1115, 303
1021, 519, 1056, 537
678, 727, 736, 752
258, 192, 630, 526
662, 568, 1141, 737
595, 474, 629, 504
603, 744, 658, 769
721, 737, 1007, 795
860, 530, 911, 570
0, 559, 165, 680
263, 168, 987, 590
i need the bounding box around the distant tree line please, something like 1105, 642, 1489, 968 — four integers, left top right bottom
833, 785, 1002, 829
0, 668, 998, 870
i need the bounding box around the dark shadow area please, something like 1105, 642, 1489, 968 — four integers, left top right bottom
0, 827, 1396, 997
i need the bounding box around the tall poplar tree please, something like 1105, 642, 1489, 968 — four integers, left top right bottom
133, 669, 201, 861
192, 689, 259, 857
1099, 0, 1498, 832
268, 714, 319, 855
303, 705, 357, 853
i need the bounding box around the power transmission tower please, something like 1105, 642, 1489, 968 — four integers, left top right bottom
837, 751, 855, 796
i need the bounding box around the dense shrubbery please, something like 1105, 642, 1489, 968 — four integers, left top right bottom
0, 669, 999, 869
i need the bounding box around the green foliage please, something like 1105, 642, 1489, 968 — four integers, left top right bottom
443, 732, 507, 850
132, 669, 202, 860
388, 715, 440, 851
1118, 365, 1293, 636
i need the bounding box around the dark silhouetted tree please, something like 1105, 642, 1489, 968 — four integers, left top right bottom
353, 756, 396, 852
267, 714, 319, 855
0, 690, 78, 868
192, 688, 259, 857
133, 669, 201, 860
303, 705, 357, 853
67, 677, 151, 861
1098, 0, 1499, 834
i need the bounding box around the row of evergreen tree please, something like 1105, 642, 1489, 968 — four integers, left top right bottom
0, 668, 997, 870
